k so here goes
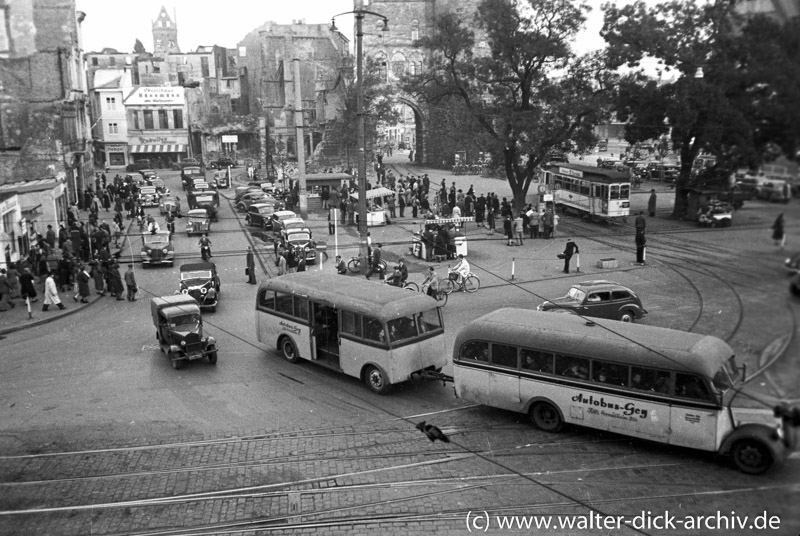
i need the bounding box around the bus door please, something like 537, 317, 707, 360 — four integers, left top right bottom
311, 303, 340, 361
668, 373, 719, 451
488, 343, 522, 410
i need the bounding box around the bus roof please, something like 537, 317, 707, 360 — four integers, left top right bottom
546, 163, 630, 183
455, 308, 734, 378
259, 272, 439, 320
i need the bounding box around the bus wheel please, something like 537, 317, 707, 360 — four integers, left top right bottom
530, 402, 563, 432
364, 365, 392, 395
731, 439, 773, 475
280, 337, 300, 363
619, 311, 635, 323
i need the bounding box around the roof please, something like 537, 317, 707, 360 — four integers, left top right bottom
546, 163, 630, 183
572, 280, 628, 291
0, 178, 62, 195
350, 187, 395, 200
454, 308, 734, 378
180, 262, 216, 273
260, 272, 439, 320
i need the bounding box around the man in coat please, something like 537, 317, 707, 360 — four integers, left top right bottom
246, 246, 257, 284
19, 268, 37, 302
562, 238, 579, 274
42, 270, 66, 311
124, 264, 138, 301
75, 263, 91, 303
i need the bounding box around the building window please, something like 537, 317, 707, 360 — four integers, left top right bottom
2, 211, 16, 254
173, 109, 183, 129
156, 39, 162, 48
168, 40, 175, 48
158, 110, 169, 129
108, 122, 118, 134
143, 110, 154, 130
201, 57, 210, 78
109, 56, 116, 66
131, 111, 140, 130
105, 97, 116, 110
153, 64, 160, 73
392, 61, 405, 78
411, 20, 419, 41
91, 57, 98, 66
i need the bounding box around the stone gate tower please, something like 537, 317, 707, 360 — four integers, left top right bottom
152, 6, 181, 54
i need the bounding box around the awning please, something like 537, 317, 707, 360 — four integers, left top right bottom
130, 144, 187, 153
349, 187, 395, 200
424, 216, 475, 224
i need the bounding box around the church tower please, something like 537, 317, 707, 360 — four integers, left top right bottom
152, 6, 180, 54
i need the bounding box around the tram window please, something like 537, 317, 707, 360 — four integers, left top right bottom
521, 349, 554, 373
257, 290, 275, 309
620, 184, 630, 199
610, 185, 620, 200
580, 182, 590, 195
593, 360, 628, 386
460, 340, 489, 362
491, 344, 518, 368
557, 355, 589, 379
675, 373, 712, 401
341, 310, 362, 337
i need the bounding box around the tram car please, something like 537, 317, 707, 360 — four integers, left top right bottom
539, 163, 631, 222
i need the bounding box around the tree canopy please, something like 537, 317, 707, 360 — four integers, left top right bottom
133, 39, 146, 54
405, 0, 616, 210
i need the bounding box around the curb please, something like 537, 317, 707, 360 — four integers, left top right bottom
0, 294, 101, 337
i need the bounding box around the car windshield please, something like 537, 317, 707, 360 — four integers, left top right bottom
566, 287, 586, 301
181, 270, 212, 281
140, 188, 156, 194
188, 215, 207, 223
168, 314, 201, 333
143, 234, 168, 245
256, 207, 272, 215
195, 196, 213, 203
288, 233, 311, 243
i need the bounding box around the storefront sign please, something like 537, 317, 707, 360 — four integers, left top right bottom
105, 144, 127, 151
559, 166, 584, 178
137, 136, 178, 144
126, 87, 185, 105
221, 135, 239, 143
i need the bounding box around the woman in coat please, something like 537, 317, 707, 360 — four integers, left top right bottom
90, 261, 105, 296
19, 267, 37, 302
75, 264, 91, 303
108, 262, 125, 300
772, 213, 786, 249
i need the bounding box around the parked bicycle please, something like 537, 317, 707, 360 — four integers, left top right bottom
443, 268, 481, 294
348, 254, 388, 274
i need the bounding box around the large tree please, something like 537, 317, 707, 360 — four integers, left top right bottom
602, 1, 800, 217
405, 0, 615, 211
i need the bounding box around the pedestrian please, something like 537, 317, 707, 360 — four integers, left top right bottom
527, 206, 539, 239
124, 264, 138, 301
19, 267, 37, 302
487, 207, 495, 235
648, 189, 657, 217
334, 255, 347, 275
365, 242, 384, 280
296, 252, 307, 272
90, 260, 105, 295
75, 263, 91, 303
42, 270, 66, 311
561, 238, 579, 274
109, 262, 124, 300
636, 228, 647, 264
6, 263, 20, 298
504, 215, 514, 246
277, 250, 288, 276
514, 213, 524, 245
0, 268, 15, 309
772, 213, 786, 249
543, 207, 554, 239
246, 246, 257, 284
635, 210, 647, 234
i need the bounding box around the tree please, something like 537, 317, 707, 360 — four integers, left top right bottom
405, 0, 615, 212
602, 1, 800, 216
133, 39, 146, 54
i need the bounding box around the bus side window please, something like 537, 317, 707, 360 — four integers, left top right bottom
363, 316, 386, 343
654, 371, 673, 394
460, 341, 489, 362
491, 344, 518, 369
557, 355, 589, 380
593, 360, 628, 386
675, 373, 712, 401
388, 315, 416, 342
341, 311, 362, 338
294, 296, 309, 320
521, 349, 553, 373
631, 366, 661, 391
275, 292, 293, 316
257, 289, 275, 309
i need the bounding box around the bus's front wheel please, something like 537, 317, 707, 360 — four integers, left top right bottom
731, 439, 773, 475
280, 337, 300, 363
364, 365, 392, 395
530, 401, 563, 433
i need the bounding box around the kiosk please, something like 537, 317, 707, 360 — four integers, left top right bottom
350, 187, 395, 226
412, 216, 474, 261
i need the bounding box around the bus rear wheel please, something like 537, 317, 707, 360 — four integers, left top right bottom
731, 439, 773, 475
529, 401, 563, 432
280, 337, 300, 363
364, 365, 392, 395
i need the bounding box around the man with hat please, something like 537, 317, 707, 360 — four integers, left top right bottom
562, 238, 579, 274
246, 246, 257, 284
124, 263, 138, 301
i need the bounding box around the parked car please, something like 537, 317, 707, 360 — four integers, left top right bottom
537, 280, 647, 322
139, 169, 158, 182
235, 191, 270, 212
150, 177, 169, 195
279, 229, 317, 264
181, 166, 205, 189
270, 210, 298, 233
245, 203, 276, 229
756, 180, 791, 203
279, 217, 310, 240
126, 160, 152, 172
137, 186, 161, 207
178, 262, 220, 312
140, 230, 174, 267
150, 294, 217, 369
210, 157, 236, 169
186, 208, 211, 235
212, 170, 229, 189
175, 158, 201, 170
598, 158, 623, 170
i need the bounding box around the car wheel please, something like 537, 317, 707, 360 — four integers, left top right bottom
245, 216, 251, 225
529, 401, 563, 432
731, 439, 773, 475
236, 203, 246, 212
207, 346, 218, 365
364, 365, 392, 395
169, 351, 183, 370
619, 310, 636, 323
280, 336, 300, 363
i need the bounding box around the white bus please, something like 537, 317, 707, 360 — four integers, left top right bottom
256, 272, 447, 394
453, 309, 796, 474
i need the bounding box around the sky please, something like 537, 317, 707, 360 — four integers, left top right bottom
74, 0, 627, 55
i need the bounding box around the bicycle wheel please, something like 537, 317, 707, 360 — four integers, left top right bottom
464, 275, 481, 293
442, 278, 456, 295
347, 258, 360, 273
434, 289, 448, 307
404, 281, 420, 292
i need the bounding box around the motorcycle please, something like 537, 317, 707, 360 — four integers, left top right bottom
200, 244, 212, 261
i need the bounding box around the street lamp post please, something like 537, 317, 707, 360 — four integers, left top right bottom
331, 2, 389, 274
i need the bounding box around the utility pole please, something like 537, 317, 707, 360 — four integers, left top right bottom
293, 57, 308, 219
355, 4, 368, 273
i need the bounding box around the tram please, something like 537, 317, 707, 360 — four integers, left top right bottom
539, 163, 631, 222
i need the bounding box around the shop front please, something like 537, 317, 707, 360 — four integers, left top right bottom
412, 216, 474, 261
350, 187, 395, 227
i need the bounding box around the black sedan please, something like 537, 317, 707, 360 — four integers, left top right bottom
245, 203, 275, 229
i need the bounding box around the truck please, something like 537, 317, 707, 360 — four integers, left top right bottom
150, 294, 218, 369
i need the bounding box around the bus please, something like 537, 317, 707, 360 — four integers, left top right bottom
255, 272, 447, 394
539, 163, 630, 222
452, 309, 795, 474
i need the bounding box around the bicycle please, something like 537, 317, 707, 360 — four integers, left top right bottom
348, 254, 388, 274
422, 283, 448, 306
443, 268, 481, 294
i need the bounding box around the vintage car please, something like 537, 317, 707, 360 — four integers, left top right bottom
537, 280, 647, 322
235, 191, 271, 212
247, 180, 275, 194
186, 208, 211, 235
176, 158, 201, 169
192, 180, 211, 192
150, 294, 218, 369
140, 230, 174, 267
245, 202, 275, 229
212, 170, 229, 189
210, 157, 236, 169
280, 228, 317, 264
270, 210, 298, 233
187, 190, 219, 221
178, 262, 220, 312
279, 217, 310, 240
150, 177, 169, 195
757, 180, 792, 203
125, 159, 151, 172
137, 186, 160, 207
181, 166, 205, 190
160, 195, 181, 216
139, 169, 158, 181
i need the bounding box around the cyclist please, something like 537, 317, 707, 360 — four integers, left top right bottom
450, 254, 470, 288
421, 266, 441, 298
397, 258, 409, 284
